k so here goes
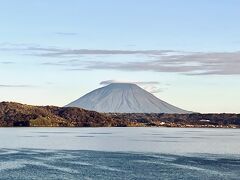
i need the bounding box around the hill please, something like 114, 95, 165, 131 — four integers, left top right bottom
0, 102, 130, 127
0, 102, 239, 128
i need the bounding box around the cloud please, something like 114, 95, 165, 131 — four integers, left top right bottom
100, 79, 160, 86
0, 43, 174, 56
1, 43, 240, 75
83, 51, 240, 75
0, 84, 36, 88
55, 32, 78, 36
0, 61, 15, 64
42, 51, 240, 75
100, 80, 164, 94
32, 48, 173, 57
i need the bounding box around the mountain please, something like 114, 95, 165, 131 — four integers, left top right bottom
66, 83, 190, 113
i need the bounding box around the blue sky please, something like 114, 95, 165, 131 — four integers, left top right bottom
0, 0, 240, 113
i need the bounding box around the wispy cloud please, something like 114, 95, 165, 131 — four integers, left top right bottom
100, 80, 160, 86
43, 51, 240, 75
1, 43, 240, 75
55, 32, 78, 36
0, 43, 174, 56
100, 80, 165, 94
0, 61, 15, 64
32, 48, 173, 57
83, 51, 240, 75
0, 84, 36, 88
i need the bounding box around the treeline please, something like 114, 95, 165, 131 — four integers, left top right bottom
0, 102, 130, 127
108, 113, 240, 127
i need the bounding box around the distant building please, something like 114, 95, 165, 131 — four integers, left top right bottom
200, 119, 210, 122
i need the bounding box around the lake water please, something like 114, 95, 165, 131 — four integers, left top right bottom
0, 127, 240, 179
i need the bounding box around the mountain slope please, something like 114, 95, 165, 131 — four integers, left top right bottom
66, 83, 190, 113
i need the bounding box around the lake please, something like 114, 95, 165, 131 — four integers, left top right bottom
0, 127, 240, 179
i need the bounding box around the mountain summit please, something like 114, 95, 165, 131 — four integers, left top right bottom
66, 83, 190, 113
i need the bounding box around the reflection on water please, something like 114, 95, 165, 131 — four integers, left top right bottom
0, 127, 240, 179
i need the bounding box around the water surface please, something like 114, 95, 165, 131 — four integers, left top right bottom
0, 127, 239, 179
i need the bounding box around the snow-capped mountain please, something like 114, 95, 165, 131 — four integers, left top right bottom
66, 83, 190, 113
